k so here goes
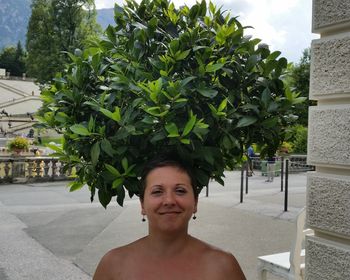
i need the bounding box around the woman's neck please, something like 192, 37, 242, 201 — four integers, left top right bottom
144, 231, 193, 257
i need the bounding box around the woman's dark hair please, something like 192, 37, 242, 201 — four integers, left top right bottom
139, 153, 199, 201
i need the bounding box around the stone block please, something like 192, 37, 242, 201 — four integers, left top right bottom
306, 235, 350, 279
312, 0, 350, 33
308, 105, 350, 167
307, 173, 350, 237
310, 33, 350, 99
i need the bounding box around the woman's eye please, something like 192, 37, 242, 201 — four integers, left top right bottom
175, 188, 187, 194
151, 189, 162, 195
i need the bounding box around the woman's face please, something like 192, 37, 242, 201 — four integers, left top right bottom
141, 166, 198, 234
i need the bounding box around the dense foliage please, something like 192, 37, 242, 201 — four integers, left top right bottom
38, 0, 305, 207
26, 0, 101, 82
286, 125, 308, 154
287, 48, 312, 126
0, 41, 26, 76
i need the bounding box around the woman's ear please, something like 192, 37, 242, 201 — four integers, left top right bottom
194, 199, 198, 213
140, 198, 145, 215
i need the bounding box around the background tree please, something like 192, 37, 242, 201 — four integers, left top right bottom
287, 48, 312, 126
0, 41, 26, 76
38, 0, 305, 207
26, 0, 100, 83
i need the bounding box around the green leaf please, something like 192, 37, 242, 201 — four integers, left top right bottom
236, 116, 258, 128
91, 142, 100, 166
121, 157, 128, 172
68, 181, 84, 192
205, 63, 224, 72
54, 112, 69, 123
105, 164, 121, 177
193, 46, 208, 51
218, 98, 228, 112
145, 107, 168, 117
116, 185, 125, 206
180, 138, 190, 144
165, 122, 180, 137
112, 178, 124, 189
180, 76, 196, 87
182, 115, 196, 136
101, 139, 115, 157
261, 88, 271, 107
176, 49, 190, 60
268, 51, 281, 60
169, 39, 179, 53
261, 117, 278, 128
105, 25, 116, 44
197, 88, 218, 98
98, 189, 112, 209
45, 143, 62, 153
88, 116, 94, 132
100, 107, 121, 122
246, 55, 259, 71
70, 124, 90, 136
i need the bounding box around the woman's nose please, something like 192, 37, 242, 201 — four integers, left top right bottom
163, 192, 175, 206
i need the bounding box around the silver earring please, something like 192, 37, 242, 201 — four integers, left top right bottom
142, 215, 146, 222
192, 213, 197, 220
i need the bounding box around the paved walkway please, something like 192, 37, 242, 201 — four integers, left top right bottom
0, 171, 309, 280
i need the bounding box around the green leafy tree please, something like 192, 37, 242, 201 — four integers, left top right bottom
37, 0, 305, 207
287, 48, 312, 126
26, 0, 100, 83
0, 41, 26, 76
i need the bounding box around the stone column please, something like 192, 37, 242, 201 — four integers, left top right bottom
306, 1, 350, 279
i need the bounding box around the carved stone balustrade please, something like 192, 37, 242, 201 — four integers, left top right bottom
0, 156, 74, 184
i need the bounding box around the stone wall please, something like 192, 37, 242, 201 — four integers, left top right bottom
306, 1, 350, 279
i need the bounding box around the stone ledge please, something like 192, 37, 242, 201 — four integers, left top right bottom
307, 172, 350, 237
310, 33, 350, 99
308, 105, 350, 166
306, 235, 350, 279
312, 0, 350, 33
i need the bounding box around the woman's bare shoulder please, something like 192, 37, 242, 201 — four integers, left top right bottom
192, 238, 246, 280
93, 238, 146, 280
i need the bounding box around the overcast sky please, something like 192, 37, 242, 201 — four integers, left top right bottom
95, 0, 318, 63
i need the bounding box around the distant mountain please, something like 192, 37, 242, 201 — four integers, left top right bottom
96, 8, 115, 30
0, 0, 114, 50
0, 0, 32, 49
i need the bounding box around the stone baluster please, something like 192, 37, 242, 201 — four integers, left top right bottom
27, 159, 34, 178
4, 161, 11, 179
35, 159, 41, 178
58, 162, 67, 179
43, 159, 51, 178
51, 159, 58, 180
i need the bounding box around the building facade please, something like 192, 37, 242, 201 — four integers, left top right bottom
306, 1, 350, 278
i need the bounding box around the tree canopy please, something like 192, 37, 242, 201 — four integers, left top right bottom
287, 48, 311, 126
26, 0, 100, 82
37, 0, 305, 207
0, 41, 26, 76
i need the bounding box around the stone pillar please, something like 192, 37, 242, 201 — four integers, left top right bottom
306, 1, 350, 279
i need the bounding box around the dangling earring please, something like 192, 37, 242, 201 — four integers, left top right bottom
192, 213, 197, 220
142, 215, 146, 222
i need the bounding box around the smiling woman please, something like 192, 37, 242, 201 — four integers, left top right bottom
93, 153, 246, 280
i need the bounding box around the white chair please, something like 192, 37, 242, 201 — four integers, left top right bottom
257, 208, 313, 280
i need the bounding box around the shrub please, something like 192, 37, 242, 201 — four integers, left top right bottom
291, 125, 307, 154
8, 137, 29, 151
37, 0, 305, 207
278, 141, 293, 154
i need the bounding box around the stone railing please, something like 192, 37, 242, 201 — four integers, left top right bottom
0, 156, 75, 184
251, 155, 315, 173
0, 74, 36, 82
